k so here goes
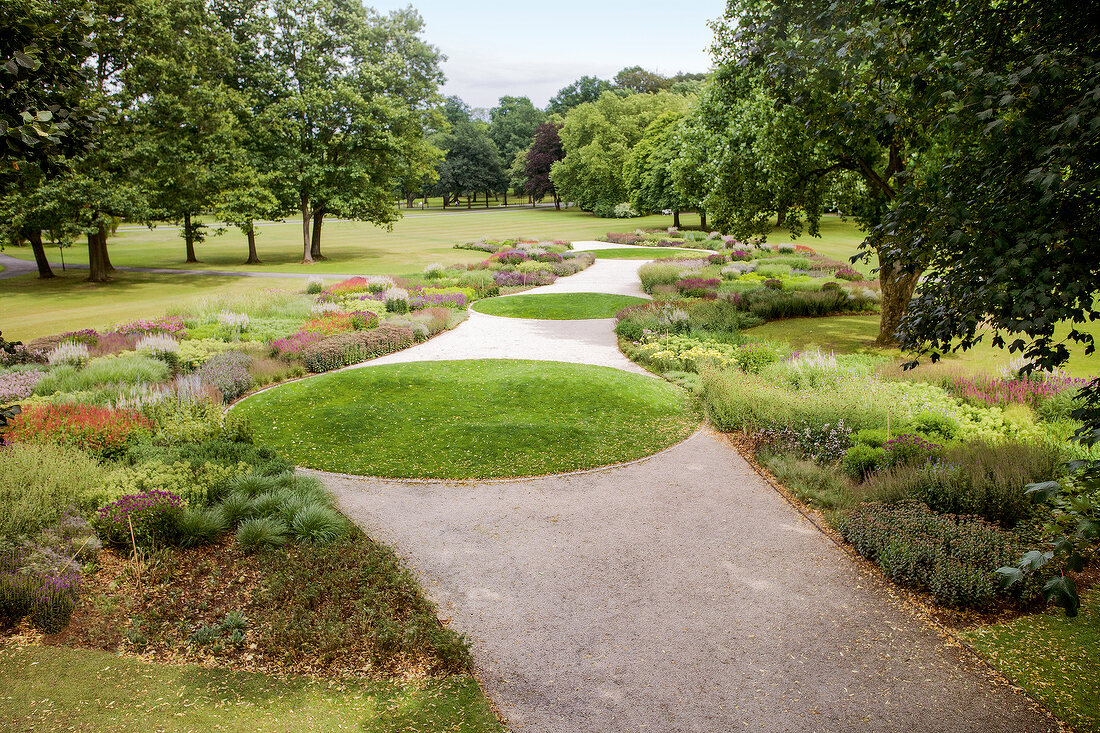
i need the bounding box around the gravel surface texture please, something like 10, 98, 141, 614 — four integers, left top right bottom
319, 429, 1055, 732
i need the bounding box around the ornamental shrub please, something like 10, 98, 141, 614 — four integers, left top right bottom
92, 490, 184, 549
842, 443, 886, 481
675, 278, 721, 297
881, 434, 942, 469
493, 249, 529, 266
136, 334, 181, 372
834, 267, 864, 281
6, 403, 153, 459
0, 442, 109, 537
271, 331, 326, 358
196, 350, 254, 402
305, 276, 324, 294
837, 501, 1040, 609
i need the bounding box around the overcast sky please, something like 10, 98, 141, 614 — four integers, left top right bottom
371, 1, 724, 109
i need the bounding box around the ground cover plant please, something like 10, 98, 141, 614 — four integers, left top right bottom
473, 293, 648, 320
234, 359, 699, 479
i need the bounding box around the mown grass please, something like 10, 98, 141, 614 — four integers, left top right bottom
0, 645, 502, 733
961, 590, 1099, 733
2, 209, 700, 274
0, 270, 297, 342
592, 247, 707, 259
746, 315, 1100, 378
234, 359, 698, 479
473, 293, 648, 320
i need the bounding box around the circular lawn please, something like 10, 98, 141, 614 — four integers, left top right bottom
472, 292, 647, 320
235, 359, 698, 479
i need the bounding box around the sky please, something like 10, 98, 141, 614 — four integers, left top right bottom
370, 1, 725, 109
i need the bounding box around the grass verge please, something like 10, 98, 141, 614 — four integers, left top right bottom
473, 293, 648, 320
961, 590, 1099, 733
234, 359, 699, 479
591, 247, 707, 259
0, 645, 502, 732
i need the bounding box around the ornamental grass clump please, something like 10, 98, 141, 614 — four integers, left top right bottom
236, 517, 288, 552
47, 341, 90, 368
93, 490, 184, 549
34, 353, 172, 396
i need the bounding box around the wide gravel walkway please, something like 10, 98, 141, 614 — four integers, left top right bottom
313, 247, 1055, 731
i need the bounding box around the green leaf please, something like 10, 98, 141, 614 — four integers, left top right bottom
1042, 575, 1080, 618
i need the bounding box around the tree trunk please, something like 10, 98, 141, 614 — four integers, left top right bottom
406, 193, 414, 208
554, 195, 560, 210
244, 223, 261, 264
102, 231, 115, 272
86, 225, 110, 282
776, 208, 788, 227
301, 195, 314, 264
699, 210, 708, 230
310, 205, 325, 260
442, 194, 447, 209
673, 210, 681, 228
485, 191, 489, 208
503, 190, 508, 206
26, 229, 55, 279
183, 211, 198, 263
876, 255, 922, 345
466, 195, 471, 209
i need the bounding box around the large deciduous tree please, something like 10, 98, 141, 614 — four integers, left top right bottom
706, 0, 950, 343
434, 120, 505, 208
545, 75, 615, 115
550, 91, 686, 217
524, 121, 563, 208
624, 110, 696, 227
488, 96, 544, 169
261, 0, 443, 263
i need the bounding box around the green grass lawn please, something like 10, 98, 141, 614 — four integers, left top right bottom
961, 590, 1099, 733
0, 645, 502, 732
747, 315, 1100, 378
234, 359, 699, 479
0, 270, 300, 342
473, 293, 648, 320
2, 209, 702, 275
592, 247, 707, 259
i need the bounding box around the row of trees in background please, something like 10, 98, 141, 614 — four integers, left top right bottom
3, 0, 445, 280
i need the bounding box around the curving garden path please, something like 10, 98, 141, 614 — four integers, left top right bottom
316, 248, 1058, 732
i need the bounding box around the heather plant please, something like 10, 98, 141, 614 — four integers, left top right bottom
195, 351, 254, 402
271, 330, 326, 358
838, 501, 1041, 609
7, 403, 154, 459
757, 419, 853, 464
47, 341, 90, 368
834, 267, 864, 281
0, 367, 45, 401
0, 443, 109, 538
110, 316, 186, 338
0, 545, 83, 633
301, 325, 415, 372
880, 434, 943, 469
675, 277, 721, 297
92, 490, 184, 549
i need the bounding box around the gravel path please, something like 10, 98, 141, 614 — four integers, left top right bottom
317, 254, 1056, 731
322, 430, 1054, 732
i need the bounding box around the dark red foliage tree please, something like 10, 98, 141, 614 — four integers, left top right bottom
524, 121, 563, 208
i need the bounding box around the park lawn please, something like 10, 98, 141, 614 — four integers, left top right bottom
2, 209, 701, 274
961, 590, 1099, 733
235, 359, 699, 479
592, 247, 707, 259
474, 293, 648, 320
0, 271, 301, 342
747, 315, 1100, 378
0, 645, 502, 733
